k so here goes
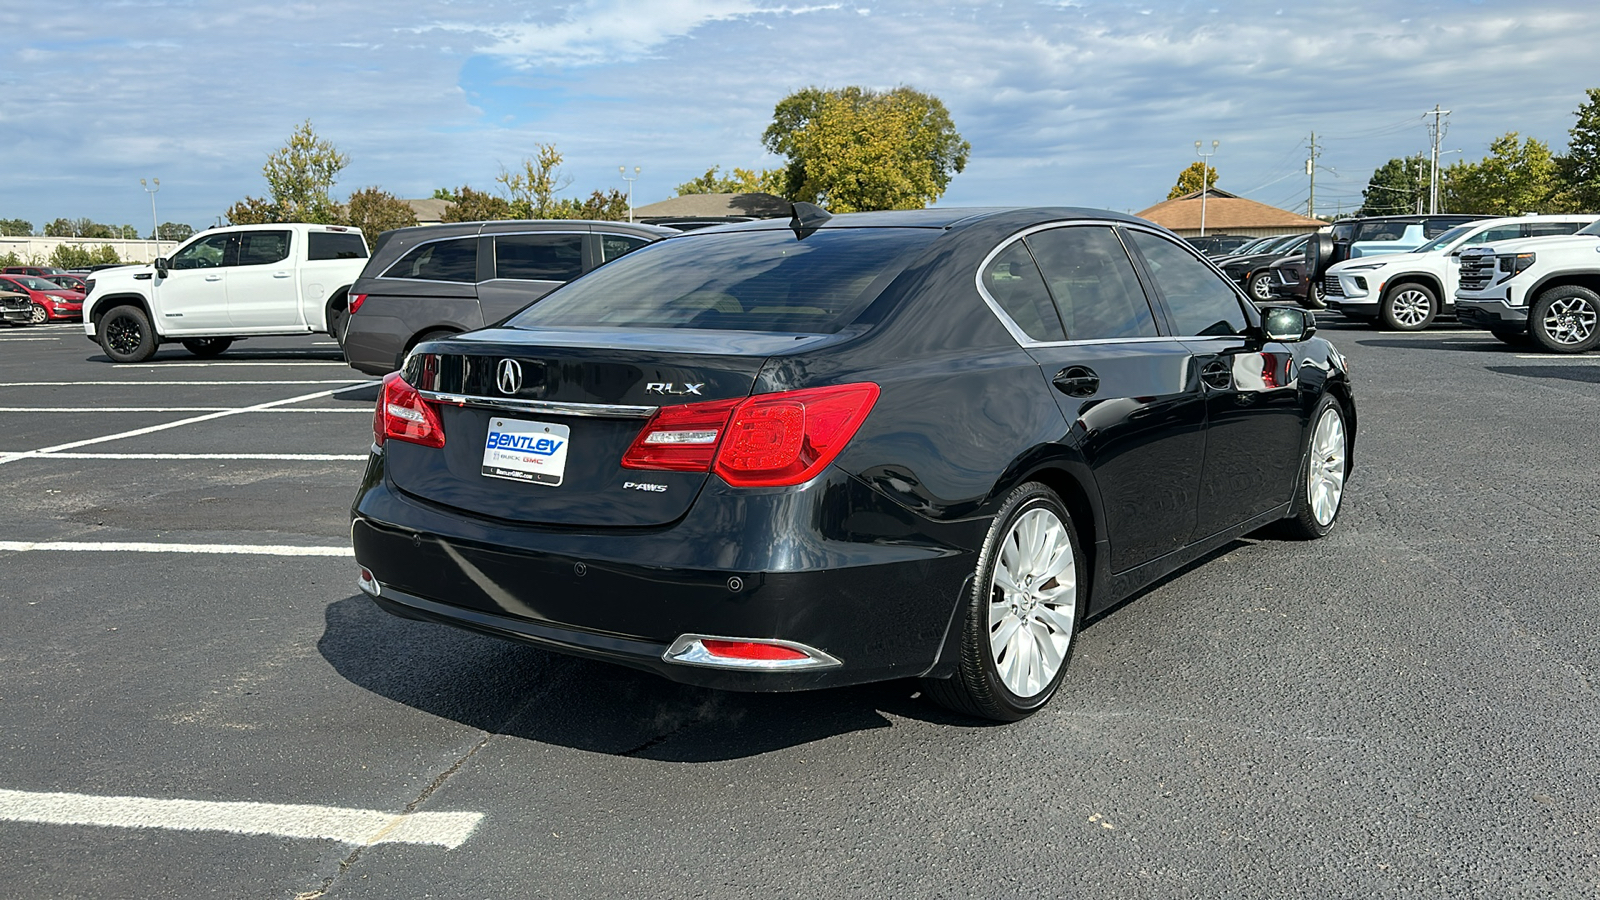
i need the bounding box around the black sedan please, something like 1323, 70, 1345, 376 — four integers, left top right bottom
351, 206, 1355, 721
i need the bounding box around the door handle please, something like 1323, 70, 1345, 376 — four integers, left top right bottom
1052, 366, 1099, 398
272, 272, 291, 278
1201, 359, 1232, 390
204, 274, 223, 282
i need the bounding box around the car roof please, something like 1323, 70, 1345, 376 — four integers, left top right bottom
675, 206, 1157, 236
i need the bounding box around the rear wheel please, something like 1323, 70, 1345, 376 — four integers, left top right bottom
1528, 286, 1600, 353
29, 302, 48, 325
98, 306, 157, 363
182, 338, 233, 358
1381, 283, 1437, 331
925, 482, 1085, 722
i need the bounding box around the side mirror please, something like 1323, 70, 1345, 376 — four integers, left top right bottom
153, 257, 169, 278
1261, 306, 1315, 342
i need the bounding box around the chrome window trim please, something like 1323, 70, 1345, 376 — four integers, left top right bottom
974, 220, 1174, 348
418, 389, 658, 419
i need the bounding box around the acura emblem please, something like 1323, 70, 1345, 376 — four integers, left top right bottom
496, 358, 523, 394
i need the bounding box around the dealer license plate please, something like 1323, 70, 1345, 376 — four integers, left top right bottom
481, 418, 571, 486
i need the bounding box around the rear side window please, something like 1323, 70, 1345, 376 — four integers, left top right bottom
237, 230, 291, 266
1526, 221, 1587, 238
384, 238, 478, 282
508, 227, 941, 334
494, 233, 584, 281
980, 241, 1065, 342
308, 232, 368, 260
600, 234, 651, 262
1126, 231, 1248, 337
1026, 226, 1158, 341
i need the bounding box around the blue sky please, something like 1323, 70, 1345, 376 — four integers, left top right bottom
3, 1, 1597, 232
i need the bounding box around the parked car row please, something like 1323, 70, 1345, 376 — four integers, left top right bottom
0, 272, 85, 324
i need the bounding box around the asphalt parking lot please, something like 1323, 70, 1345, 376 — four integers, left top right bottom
1, 317, 1597, 898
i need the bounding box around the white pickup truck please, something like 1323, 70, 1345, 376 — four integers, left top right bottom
83, 223, 368, 363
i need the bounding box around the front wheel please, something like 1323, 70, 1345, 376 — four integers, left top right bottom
1528, 286, 1600, 353
98, 306, 158, 363
1273, 396, 1349, 540
1381, 283, 1437, 331
925, 482, 1085, 722
30, 302, 48, 325
182, 338, 234, 358
1248, 272, 1274, 302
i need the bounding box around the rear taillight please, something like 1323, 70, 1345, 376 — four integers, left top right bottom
620, 383, 879, 488
373, 372, 445, 449
348, 293, 368, 315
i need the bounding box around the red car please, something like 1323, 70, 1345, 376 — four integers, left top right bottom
0, 274, 85, 323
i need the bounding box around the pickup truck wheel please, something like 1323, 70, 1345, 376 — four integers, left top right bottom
182, 338, 234, 358
99, 306, 157, 363
1529, 286, 1600, 353
29, 302, 49, 325
1247, 272, 1274, 302
1381, 283, 1437, 331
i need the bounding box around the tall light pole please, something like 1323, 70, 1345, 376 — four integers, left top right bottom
1194, 140, 1219, 236
619, 166, 640, 222
141, 177, 161, 255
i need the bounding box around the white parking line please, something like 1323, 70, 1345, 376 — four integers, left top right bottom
5, 380, 369, 386
0, 338, 63, 343
0, 788, 481, 849
0, 541, 354, 556
114, 362, 353, 368
1513, 355, 1600, 360
0, 452, 366, 461
0, 383, 372, 465
0, 407, 369, 413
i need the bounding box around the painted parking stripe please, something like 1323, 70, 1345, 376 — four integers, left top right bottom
114, 361, 354, 368
0, 452, 366, 461
5, 380, 368, 386
0, 788, 481, 849
0, 383, 373, 465
0, 407, 370, 413
1513, 355, 1600, 360
0, 541, 354, 556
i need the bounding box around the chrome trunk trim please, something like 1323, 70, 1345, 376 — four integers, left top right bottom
419, 390, 659, 419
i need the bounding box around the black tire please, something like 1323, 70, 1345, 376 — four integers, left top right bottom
29, 302, 48, 325
1247, 271, 1274, 302
98, 305, 158, 363
326, 299, 349, 347
1380, 282, 1438, 331
924, 482, 1086, 722
1272, 395, 1348, 541
1304, 279, 1328, 310
182, 338, 234, 358
1528, 285, 1600, 354
1490, 329, 1531, 346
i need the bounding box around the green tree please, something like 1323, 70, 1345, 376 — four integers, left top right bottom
1357, 155, 1428, 216
153, 222, 194, 242
1556, 87, 1600, 211
440, 186, 514, 222
226, 196, 282, 225
345, 187, 420, 248
675, 166, 781, 196
761, 85, 970, 212
258, 120, 350, 223
43, 218, 75, 237
1166, 162, 1220, 200
0, 218, 33, 236
1443, 132, 1567, 214
497, 145, 572, 219
562, 189, 631, 221
49, 244, 121, 268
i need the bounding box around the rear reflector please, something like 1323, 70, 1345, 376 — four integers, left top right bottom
348, 293, 368, 315
662, 635, 842, 671
621, 383, 879, 487
374, 371, 445, 449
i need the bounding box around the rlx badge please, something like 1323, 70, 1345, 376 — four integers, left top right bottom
497, 359, 523, 394
645, 382, 704, 395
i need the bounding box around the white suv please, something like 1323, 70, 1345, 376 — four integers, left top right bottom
1456, 218, 1600, 352
1322, 214, 1597, 330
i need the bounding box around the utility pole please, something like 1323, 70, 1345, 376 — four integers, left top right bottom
1194, 140, 1218, 236
619, 166, 640, 222
1425, 105, 1450, 214
1305, 131, 1321, 218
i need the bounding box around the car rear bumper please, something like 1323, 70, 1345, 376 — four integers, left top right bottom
1456, 299, 1528, 329
350, 453, 981, 691
342, 314, 408, 375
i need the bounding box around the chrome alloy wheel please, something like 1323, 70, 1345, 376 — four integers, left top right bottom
1307, 407, 1347, 527
29, 302, 48, 325
1389, 288, 1433, 328
1542, 296, 1597, 346
988, 507, 1077, 698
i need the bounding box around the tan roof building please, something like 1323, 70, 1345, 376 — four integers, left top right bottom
632, 192, 790, 223
1137, 189, 1323, 238
404, 198, 453, 225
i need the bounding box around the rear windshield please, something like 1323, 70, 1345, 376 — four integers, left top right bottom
308, 232, 369, 260
506, 227, 941, 333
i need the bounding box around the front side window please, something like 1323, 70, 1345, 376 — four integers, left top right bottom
980, 240, 1065, 342
1125, 230, 1248, 337
1025, 226, 1157, 341
494, 233, 584, 281
168, 233, 234, 270
509, 227, 940, 334
384, 237, 479, 282
1462, 225, 1522, 247
236, 230, 291, 266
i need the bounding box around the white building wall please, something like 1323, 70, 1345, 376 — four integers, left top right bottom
0, 236, 167, 265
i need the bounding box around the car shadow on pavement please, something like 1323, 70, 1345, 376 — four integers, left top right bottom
83, 347, 350, 364
317, 595, 979, 763
1484, 365, 1600, 384
1353, 337, 1527, 353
